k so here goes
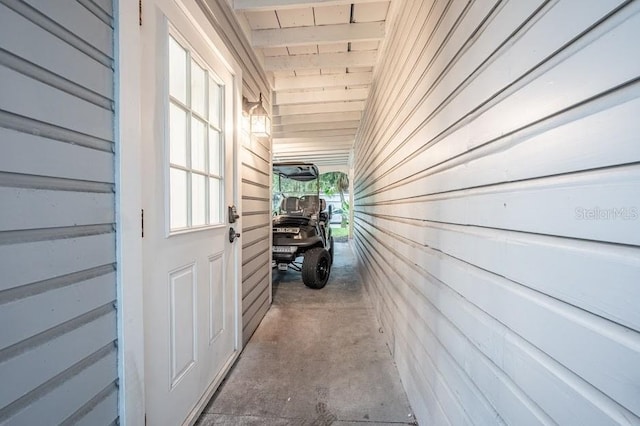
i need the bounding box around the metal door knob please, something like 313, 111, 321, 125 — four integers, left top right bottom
229, 227, 241, 243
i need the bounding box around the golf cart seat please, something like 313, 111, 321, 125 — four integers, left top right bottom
299, 195, 317, 214
319, 198, 329, 223
281, 196, 302, 215
300, 195, 329, 222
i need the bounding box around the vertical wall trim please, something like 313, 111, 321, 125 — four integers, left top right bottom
114, 0, 145, 423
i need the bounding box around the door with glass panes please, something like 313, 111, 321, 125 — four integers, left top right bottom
141, 6, 240, 425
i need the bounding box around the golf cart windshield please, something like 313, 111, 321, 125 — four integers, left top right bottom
273, 163, 322, 216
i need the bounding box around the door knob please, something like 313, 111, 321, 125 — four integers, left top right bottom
228, 205, 240, 223
229, 227, 241, 243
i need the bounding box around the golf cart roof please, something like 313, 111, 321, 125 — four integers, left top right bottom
273, 162, 319, 182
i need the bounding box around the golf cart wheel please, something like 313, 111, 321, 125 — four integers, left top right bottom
302, 248, 331, 289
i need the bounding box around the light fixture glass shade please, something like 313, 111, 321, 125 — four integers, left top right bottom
251, 114, 271, 138
241, 112, 250, 134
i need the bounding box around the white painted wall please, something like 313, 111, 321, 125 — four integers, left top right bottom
352, 1, 640, 424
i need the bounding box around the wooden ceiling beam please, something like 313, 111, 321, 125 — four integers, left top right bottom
273, 111, 361, 125
274, 88, 369, 105
274, 120, 361, 133
275, 72, 373, 91
274, 146, 353, 154
273, 135, 355, 144
274, 101, 365, 116
264, 50, 377, 71
234, 0, 383, 12
253, 22, 384, 48
272, 128, 357, 138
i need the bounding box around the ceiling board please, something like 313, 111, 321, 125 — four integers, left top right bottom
353, 1, 389, 22
287, 45, 319, 55
244, 10, 280, 29
313, 4, 350, 25
294, 69, 321, 76
273, 70, 297, 78
276, 7, 315, 27
262, 47, 289, 57
318, 42, 348, 53
321, 68, 347, 74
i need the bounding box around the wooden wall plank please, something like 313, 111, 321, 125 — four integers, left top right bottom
242, 292, 269, 343
0, 4, 113, 99
7, 346, 117, 425
356, 92, 640, 201
72, 387, 118, 426
363, 214, 640, 331
22, 0, 114, 57
0, 272, 116, 349
0, 233, 116, 292
359, 167, 640, 246
0, 188, 114, 232
0, 311, 117, 409
0, 128, 114, 183
0, 66, 113, 141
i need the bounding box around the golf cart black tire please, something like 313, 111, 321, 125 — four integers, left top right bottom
302, 248, 331, 289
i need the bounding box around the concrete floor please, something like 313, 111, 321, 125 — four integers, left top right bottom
196, 241, 416, 426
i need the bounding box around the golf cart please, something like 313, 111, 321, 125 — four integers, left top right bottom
272, 162, 334, 289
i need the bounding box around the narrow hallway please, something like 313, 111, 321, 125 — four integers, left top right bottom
197, 242, 415, 425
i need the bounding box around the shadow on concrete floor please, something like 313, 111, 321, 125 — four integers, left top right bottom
196, 242, 416, 426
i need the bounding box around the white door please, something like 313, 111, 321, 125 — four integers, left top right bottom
141, 4, 240, 425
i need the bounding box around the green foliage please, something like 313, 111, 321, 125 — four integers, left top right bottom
319, 172, 348, 197
330, 225, 349, 238
319, 172, 349, 212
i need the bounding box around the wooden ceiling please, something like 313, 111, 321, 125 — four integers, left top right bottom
233, 0, 392, 169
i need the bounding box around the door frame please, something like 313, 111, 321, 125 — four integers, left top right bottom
114, 0, 244, 423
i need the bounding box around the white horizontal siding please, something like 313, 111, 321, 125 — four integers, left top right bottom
0, 0, 117, 424
240, 137, 272, 346
352, 1, 640, 424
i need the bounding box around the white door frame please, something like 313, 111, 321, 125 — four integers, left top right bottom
114, 0, 244, 423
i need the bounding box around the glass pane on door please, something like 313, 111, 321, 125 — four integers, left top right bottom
191, 60, 207, 117
169, 37, 187, 105
170, 168, 188, 229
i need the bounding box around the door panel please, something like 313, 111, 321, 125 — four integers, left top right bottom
169, 263, 197, 386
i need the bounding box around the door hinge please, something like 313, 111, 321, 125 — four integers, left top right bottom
141, 209, 144, 238
139, 0, 143, 26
